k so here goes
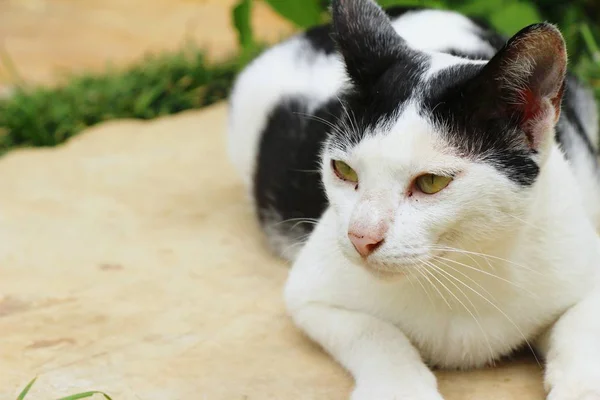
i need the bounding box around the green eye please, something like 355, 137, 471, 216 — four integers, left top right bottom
415, 174, 453, 194
332, 160, 358, 183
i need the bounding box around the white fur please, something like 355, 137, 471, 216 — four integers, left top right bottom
391, 10, 495, 56
228, 7, 600, 400
228, 37, 346, 186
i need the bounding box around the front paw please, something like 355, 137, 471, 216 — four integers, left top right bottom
351, 383, 444, 400
546, 365, 600, 400
547, 386, 600, 400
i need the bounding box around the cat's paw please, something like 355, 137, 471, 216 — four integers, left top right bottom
547, 387, 600, 400
547, 377, 600, 400
351, 384, 444, 400
546, 364, 600, 400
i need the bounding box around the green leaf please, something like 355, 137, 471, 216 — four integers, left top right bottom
264, 0, 323, 28
16, 377, 38, 400
232, 0, 254, 51
55, 391, 113, 400
488, 1, 542, 36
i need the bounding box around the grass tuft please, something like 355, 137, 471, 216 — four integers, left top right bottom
16, 377, 113, 400
0, 45, 262, 154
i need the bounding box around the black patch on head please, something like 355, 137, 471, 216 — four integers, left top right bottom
326, 0, 430, 150
304, 24, 337, 55
254, 97, 340, 236
423, 23, 568, 187
423, 64, 540, 186
303, 6, 424, 55
329, 54, 429, 150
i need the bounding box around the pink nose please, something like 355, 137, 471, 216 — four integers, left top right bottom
348, 231, 385, 257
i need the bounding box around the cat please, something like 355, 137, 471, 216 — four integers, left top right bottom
227, 0, 600, 399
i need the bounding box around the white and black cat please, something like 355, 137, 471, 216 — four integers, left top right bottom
228, 1, 600, 399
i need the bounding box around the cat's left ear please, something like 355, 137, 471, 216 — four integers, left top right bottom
472, 23, 567, 150
330, 0, 409, 86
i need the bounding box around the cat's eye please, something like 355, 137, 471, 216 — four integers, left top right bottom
415, 174, 453, 194
332, 160, 358, 183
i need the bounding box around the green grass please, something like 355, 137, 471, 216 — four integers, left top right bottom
0, 45, 257, 154
0, 0, 598, 154
16, 377, 113, 400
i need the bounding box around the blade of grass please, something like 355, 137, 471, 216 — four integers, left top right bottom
16, 377, 38, 400
55, 392, 113, 400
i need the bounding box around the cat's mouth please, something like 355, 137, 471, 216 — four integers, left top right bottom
358, 249, 451, 279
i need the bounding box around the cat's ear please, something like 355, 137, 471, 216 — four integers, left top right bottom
473, 23, 567, 150
331, 0, 407, 86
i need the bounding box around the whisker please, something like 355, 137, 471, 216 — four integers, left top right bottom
288, 220, 319, 231
432, 256, 500, 304
422, 259, 496, 364
410, 267, 436, 309
427, 245, 543, 276
434, 254, 534, 296
272, 217, 319, 227
418, 262, 453, 310
293, 111, 347, 138
292, 169, 321, 174
426, 260, 542, 368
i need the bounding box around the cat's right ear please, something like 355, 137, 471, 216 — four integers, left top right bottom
331, 0, 407, 86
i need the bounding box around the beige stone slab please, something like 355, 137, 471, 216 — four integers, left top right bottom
0, 0, 294, 86
0, 103, 544, 399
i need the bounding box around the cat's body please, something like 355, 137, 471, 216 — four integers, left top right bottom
228, 2, 600, 399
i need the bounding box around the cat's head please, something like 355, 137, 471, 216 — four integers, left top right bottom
321, 0, 567, 275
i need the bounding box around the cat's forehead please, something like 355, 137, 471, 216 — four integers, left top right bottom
331, 55, 485, 150
346, 103, 463, 171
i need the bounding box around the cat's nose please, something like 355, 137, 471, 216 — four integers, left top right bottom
348, 231, 385, 257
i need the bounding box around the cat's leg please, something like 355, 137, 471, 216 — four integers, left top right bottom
537, 289, 600, 400
287, 303, 444, 400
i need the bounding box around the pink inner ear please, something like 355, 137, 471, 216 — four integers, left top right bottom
516, 89, 542, 148
521, 89, 541, 122
516, 82, 564, 149
518, 92, 559, 149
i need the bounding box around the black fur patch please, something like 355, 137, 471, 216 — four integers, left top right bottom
304, 24, 337, 55
328, 53, 429, 150
254, 98, 341, 235
423, 64, 540, 186
304, 6, 421, 55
